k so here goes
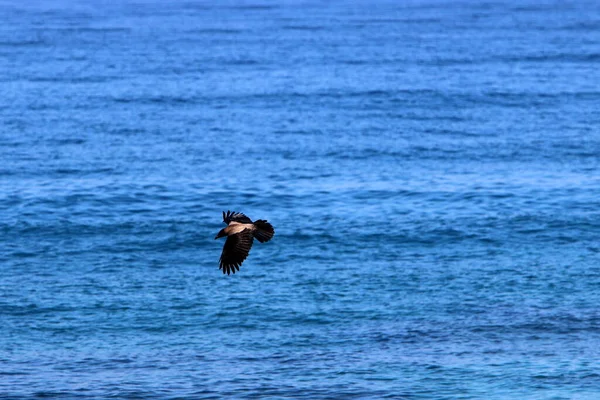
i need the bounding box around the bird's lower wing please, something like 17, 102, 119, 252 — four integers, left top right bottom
220, 230, 254, 275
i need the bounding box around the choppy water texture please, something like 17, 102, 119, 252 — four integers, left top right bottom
2, 0, 600, 398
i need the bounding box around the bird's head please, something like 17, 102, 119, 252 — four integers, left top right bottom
215, 228, 226, 240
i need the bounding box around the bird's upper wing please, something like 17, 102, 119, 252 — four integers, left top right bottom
223, 210, 253, 225
219, 229, 254, 275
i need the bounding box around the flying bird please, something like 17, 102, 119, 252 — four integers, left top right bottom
215, 210, 274, 275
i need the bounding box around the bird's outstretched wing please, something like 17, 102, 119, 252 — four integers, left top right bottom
219, 229, 254, 275
223, 210, 253, 225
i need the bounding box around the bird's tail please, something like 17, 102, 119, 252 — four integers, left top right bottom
253, 220, 274, 243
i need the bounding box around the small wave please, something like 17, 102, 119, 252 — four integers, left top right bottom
27, 75, 122, 83
0, 39, 46, 47
282, 25, 327, 31
225, 4, 278, 10
185, 28, 245, 34
498, 53, 600, 63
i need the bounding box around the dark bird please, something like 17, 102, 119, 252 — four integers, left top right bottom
215, 210, 274, 275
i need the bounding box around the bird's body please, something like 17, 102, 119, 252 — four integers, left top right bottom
215, 211, 274, 275
222, 221, 254, 236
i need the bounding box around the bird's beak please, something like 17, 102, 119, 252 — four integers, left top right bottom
214, 235, 219, 240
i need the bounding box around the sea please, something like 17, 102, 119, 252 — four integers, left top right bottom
1, 0, 600, 398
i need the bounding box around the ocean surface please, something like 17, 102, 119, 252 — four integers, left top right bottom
1, 0, 600, 398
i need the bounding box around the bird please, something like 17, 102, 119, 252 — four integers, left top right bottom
215, 210, 274, 275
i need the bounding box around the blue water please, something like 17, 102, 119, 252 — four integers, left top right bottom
2, 0, 600, 398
